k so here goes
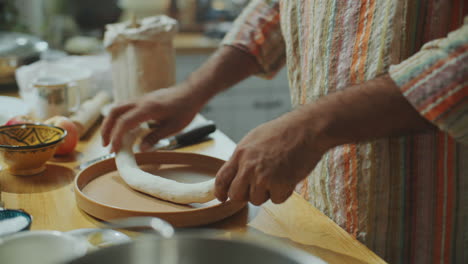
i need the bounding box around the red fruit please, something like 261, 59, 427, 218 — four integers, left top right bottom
44, 116, 79, 155
5, 115, 36, 126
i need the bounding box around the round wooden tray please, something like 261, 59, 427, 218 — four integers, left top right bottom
74, 152, 246, 227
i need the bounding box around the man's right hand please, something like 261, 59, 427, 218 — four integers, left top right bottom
101, 84, 202, 153
102, 46, 261, 153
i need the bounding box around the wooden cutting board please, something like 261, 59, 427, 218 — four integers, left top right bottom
74, 151, 246, 227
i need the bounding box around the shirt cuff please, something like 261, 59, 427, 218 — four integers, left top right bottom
389, 20, 468, 144
221, 0, 286, 79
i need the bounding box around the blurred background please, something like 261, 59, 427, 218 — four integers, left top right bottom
0, 0, 290, 142
1, 0, 249, 50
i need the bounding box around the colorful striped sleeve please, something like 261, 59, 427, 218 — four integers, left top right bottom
221, 0, 285, 79
389, 18, 468, 144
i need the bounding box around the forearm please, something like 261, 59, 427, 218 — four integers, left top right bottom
295, 74, 435, 152
183, 46, 261, 106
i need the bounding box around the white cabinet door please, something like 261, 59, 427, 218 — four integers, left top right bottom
201, 93, 266, 142
266, 92, 291, 120
175, 55, 210, 82
200, 95, 237, 140
177, 55, 291, 142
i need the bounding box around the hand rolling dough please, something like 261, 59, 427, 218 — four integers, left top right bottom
115, 129, 215, 204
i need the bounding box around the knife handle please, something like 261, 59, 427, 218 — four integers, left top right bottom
175, 121, 216, 146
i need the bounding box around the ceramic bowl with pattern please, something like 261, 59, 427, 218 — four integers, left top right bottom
0, 124, 66, 175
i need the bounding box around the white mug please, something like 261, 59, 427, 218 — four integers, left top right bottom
32, 76, 81, 120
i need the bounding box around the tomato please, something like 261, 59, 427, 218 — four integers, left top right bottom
44, 116, 79, 155
4, 115, 36, 126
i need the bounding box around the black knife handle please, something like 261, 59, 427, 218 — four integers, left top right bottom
175, 121, 216, 146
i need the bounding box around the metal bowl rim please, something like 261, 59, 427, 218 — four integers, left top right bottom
73, 230, 325, 264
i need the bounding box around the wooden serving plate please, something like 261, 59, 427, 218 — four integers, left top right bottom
74, 151, 246, 227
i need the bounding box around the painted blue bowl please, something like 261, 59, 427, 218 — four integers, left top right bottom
0, 209, 32, 236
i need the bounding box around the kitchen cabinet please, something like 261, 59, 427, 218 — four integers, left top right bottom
176, 54, 291, 142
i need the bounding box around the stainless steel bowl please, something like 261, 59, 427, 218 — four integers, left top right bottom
0, 31, 48, 83
68, 232, 326, 264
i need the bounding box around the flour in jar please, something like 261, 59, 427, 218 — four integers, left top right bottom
104, 16, 178, 104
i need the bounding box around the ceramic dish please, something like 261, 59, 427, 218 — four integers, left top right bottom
0, 124, 66, 175
74, 151, 246, 227
0, 230, 87, 264
0, 209, 32, 236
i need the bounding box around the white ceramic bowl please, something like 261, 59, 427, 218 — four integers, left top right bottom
0, 230, 88, 264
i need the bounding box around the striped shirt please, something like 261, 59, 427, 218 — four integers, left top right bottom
222, 1, 468, 263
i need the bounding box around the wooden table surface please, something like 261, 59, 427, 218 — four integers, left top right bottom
0, 109, 386, 264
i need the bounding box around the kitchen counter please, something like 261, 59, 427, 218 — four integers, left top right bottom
0, 111, 386, 263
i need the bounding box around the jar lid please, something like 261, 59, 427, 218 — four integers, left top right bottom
104, 15, 178, 49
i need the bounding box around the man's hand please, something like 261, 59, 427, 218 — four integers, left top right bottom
214, 110, 326, 205
101, 46, 261, 153
102, 84, 202, 152
214, 74, 435, 206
